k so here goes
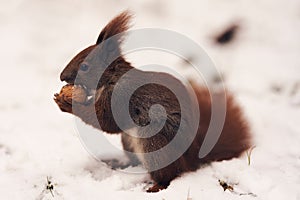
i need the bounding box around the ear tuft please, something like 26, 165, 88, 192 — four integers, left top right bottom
96, 10, 133, 45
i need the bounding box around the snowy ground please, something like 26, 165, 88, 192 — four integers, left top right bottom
1, 0, 300, 199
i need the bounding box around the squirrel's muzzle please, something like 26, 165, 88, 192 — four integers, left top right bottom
60, 68, 77, 84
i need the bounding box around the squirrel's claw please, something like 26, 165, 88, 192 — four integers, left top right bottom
54, 93, 73, 113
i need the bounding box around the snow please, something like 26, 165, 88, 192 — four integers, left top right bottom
1, 0, 300, 199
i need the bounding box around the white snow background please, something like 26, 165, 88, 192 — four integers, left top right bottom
0, 0, 300, 199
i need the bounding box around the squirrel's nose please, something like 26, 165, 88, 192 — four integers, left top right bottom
60, 72, 67, 82
60, 72, 74, 83
60, 67, 76, 83
60, 73, 76, 84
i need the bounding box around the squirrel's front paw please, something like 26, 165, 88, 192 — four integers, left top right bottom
54, 93, 73, 113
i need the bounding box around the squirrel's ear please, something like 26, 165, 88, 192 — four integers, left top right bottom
96, 10, 132, 45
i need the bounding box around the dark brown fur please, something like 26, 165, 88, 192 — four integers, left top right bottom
54, 11, 251, 192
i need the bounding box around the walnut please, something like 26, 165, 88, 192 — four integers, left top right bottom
58, 84, 87, 103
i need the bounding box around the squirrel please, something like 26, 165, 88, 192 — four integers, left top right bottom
54, 11, 252, 193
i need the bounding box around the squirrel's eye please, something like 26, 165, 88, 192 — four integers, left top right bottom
79, 63, 89, 72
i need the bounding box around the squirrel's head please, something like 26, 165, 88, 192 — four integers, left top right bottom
60, 11, 132, 91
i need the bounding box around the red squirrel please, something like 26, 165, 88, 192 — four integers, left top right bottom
54, 11, 252, 192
